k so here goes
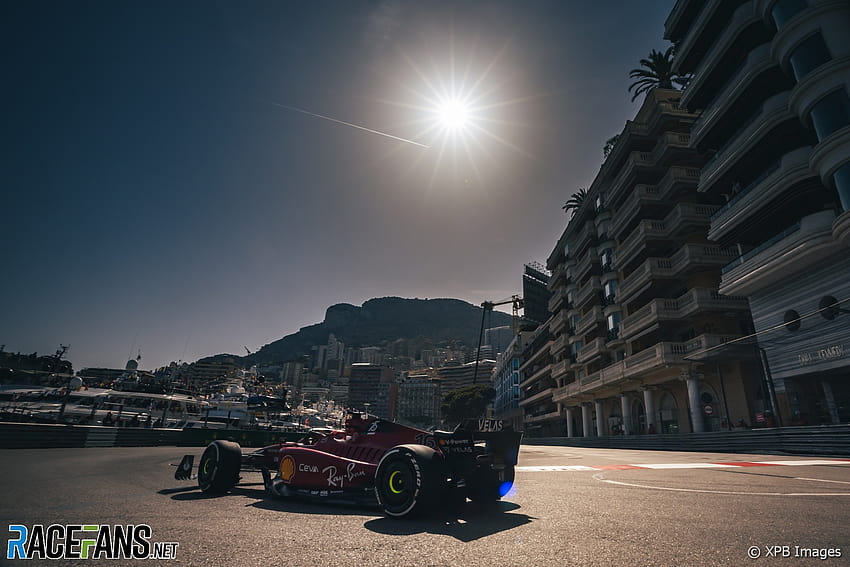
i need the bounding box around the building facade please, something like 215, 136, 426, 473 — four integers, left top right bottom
530, 89, 763, 438
397, 374, 442, 428
666, 0, 850, 425
436, 360, 496, 395
493, 331, 531, 431
347, 363, 397, 419
522, 263, 552, 326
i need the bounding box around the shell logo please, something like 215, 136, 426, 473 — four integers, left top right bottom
280, 455, 296, 483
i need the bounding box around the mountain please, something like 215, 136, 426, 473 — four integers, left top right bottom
211, 297, 513, 366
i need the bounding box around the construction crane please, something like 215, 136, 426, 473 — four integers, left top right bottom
473, 295, 523, 384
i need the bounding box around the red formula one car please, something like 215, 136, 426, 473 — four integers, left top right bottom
174, 414, 522, 518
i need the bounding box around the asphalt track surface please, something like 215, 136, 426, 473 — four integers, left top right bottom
2, 445, 850, 566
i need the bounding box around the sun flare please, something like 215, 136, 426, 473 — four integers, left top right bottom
436, 98, 472, 132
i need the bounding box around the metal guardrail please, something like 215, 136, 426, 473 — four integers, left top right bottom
0, 422, 306, 449
522, 426, 850, 456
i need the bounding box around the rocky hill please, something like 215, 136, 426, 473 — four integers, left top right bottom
207, 297, 513, 366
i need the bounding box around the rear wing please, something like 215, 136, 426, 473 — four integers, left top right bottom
435, 418, 523, 466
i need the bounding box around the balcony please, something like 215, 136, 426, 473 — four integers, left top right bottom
709, 147, 813, 242
519, 341, 552, 373
690, 42, 773, 148
550, 334, 568, 357
573, 221, 599, 258
546, 264, 565, 291
670, 0, 721, 75
656, 166, 701, 201
551, 359, 568, 380
574, 276, 602, 309
682, 2, 760, 112
613, 220, 667, 269
665, 0, 709, 49
524, 409, 562, 424
552, 380, 581, 403
548, 288, 565, 313
574, 247, 600, 283
612, 167, 701, 237
575, 305, 604, 336
519, 362, 552, 389
699, 91, 795, 195
577, 337, 607, 363
620, 288, 750, 339
519, 387, 554, 407
551, 334, 745, 401
649, 132, 692, 167
550, 310, 566, 335
720, 210, 842, 296
607, 151, 657, 206
619, 244, 738, 302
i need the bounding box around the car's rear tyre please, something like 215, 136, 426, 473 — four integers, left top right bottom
197, 440, 241, 493
375, 445, 443, 518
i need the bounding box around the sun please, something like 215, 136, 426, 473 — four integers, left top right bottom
436, 97, 473, 133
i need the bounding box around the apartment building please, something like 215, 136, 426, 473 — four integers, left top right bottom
493, 331, 532, 432
436, 360, 496, 395
535, 88, 762, 438
397, 374, 442, 428
666, 0, 850, 425
347, 363, 397, 419
519, 319, 561, 436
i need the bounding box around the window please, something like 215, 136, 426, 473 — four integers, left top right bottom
770, 0, 807, 29
809, 90, 850, 141
603, 279, 618, 304
788, 33, 831, 81
597, 220, 610, 240
607, 312, 622, 340
833, 161, 850, 212
571, 341, 583, 356
600, 248, 613, 271
596, 193, 606, 212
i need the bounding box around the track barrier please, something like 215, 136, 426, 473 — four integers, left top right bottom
0, 422, 302, 449
2, 422, 848, 455
523, 425, 850, 456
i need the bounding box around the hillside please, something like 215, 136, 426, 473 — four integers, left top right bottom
228, 297, 513, 366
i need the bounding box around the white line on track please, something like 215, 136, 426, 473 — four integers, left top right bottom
795, 477, 850, 485
591, 473, 850, 496
516, 459, 850, 472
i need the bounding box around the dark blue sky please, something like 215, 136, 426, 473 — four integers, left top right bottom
2, 0, 675, 370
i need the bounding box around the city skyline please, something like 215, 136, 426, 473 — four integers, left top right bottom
2, 0, 675, 371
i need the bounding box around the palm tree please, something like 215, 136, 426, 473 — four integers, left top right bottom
628, 46, 689, 102
562, 187, 588, 216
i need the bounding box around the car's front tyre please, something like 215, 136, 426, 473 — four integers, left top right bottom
197, 440, 241, 494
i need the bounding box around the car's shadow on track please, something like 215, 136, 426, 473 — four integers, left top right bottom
162, 481, 381, 516
364, 501, 534, 542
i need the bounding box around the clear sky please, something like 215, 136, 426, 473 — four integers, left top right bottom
2, 0, 676, 371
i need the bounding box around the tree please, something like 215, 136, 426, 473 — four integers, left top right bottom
441, 384, 496, 427
628, 46, 689, 102
562, 187, 588, 216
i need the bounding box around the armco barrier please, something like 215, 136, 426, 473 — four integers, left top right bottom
523, 425, 850, 456
0, 422, 182, 449
0, 422, 307, 449
178, 427, 306, 448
